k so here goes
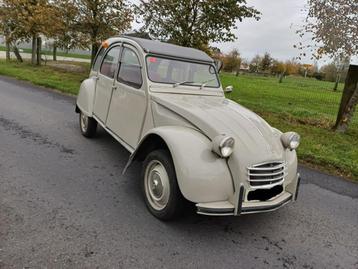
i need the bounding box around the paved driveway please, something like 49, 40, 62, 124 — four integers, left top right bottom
0, 51, 90, 63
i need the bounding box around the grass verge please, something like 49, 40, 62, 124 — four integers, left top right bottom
0, 60, 357, 181
0, 60, 89, 95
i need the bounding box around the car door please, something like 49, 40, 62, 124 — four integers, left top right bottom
106, 45, 146, 148
93, 45, 121, 123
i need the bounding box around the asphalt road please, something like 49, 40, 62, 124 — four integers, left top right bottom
0, 76, 357, 269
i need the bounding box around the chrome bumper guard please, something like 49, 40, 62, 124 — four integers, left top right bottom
196, 174, 300, 216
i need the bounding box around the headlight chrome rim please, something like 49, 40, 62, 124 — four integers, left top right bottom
281, 132, 300, 150
212, 135, 235, 158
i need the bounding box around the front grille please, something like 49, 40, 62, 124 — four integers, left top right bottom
247, 161, 287, 188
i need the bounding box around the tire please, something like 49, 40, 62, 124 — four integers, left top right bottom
142, 149, 185, 220
79, 111, 97, 138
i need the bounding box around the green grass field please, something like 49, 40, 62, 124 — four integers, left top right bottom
0, 60, 357, 180
0, 46, 91, 60
221, 73, 358, 180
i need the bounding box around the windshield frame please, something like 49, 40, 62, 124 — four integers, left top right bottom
145, 54, 221, 89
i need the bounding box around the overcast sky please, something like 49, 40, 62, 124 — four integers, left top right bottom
211, 0, 310, 62
131, 0, 357, 65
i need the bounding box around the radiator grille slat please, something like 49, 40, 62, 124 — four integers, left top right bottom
247, 161, 286, 187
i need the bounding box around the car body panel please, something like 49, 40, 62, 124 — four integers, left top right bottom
128, 126, 234, 203
77, 77, 96, 117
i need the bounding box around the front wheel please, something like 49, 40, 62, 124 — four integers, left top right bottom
142, 149, 185, 220
79, 111, 97, 138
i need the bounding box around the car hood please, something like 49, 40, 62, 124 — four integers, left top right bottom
151, 93, 285, 163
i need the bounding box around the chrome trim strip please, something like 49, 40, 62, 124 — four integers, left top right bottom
249, 163, 285, 171
248, 173, 288, 182
248, 169, 286, 177
249, 180, 285, 190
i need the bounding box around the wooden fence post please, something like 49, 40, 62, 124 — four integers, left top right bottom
334, 64, 358, 132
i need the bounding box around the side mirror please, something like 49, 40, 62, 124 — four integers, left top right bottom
224, 86, 233, 93
214, 59, 223, 73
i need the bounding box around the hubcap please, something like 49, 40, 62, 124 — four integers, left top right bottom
144, 160, 170, 210
80, 113, 88, 133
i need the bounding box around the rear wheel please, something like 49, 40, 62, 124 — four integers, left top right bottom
79, 111, 97, 138
142, 149, 184, 220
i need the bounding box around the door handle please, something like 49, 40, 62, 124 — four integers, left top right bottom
112, 86, 117, 90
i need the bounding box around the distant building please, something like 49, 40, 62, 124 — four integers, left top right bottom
240, 62, 250, 71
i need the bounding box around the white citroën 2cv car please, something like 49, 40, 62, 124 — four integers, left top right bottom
76, 36, 301, 220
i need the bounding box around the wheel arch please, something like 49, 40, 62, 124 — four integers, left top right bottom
124, 126, 234, 203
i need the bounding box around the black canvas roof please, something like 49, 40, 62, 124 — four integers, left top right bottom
122, 36, 214, 63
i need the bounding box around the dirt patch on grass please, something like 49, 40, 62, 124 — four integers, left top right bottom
46, 62, 88, 73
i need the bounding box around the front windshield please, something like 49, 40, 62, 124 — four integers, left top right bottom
146, 56, 220, 88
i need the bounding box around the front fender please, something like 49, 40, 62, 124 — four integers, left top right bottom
126, 126, 234, 203
76, 77, 96, 116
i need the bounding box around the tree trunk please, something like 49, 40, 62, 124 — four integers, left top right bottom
36, 37, 41, 65
279, 72, 284, 83
333, 72, 341, 91
5, 38, 11, 61
334, 64, 358, 133
13, 46, 23, 62
53, 45, 57, 61
31, 35, 37, 65
91, 42, 99, 66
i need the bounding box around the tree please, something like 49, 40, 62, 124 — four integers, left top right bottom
334, 65, 358, 133
249, 55, 262, 72
50, 0, 80, 61
285, 59, 300, 75
0, 0, 60, 65
320, 63, 338, 82
223, 48, 241, 75
75, 0, 133, 64
0, 0, 28, 61
260, 52, 272, 72
271, 60, 285, 75
296, 0, 357, 61
320, 58, 349, 90
135, 0, 260, 51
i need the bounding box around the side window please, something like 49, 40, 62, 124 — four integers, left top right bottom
92, 47, 105, 71
100, 46, 121, 78
117, 47, 142, 89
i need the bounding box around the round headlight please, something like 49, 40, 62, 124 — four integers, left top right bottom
212, 135, 235, 158
281, 132, 300, 150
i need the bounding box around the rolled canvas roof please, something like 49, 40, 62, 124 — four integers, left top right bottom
120, 36, 214, 63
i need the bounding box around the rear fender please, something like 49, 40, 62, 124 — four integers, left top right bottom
76, 77, 96, 116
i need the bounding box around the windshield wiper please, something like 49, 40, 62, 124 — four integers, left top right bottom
173, 80, 194, 88
199, 78, 216, 89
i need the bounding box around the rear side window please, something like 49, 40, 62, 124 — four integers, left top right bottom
92, 48, 105, 71
100, 46, 121, 78
117, 47, 142, 89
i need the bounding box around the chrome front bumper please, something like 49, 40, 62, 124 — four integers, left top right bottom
196, 173, 300, 216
